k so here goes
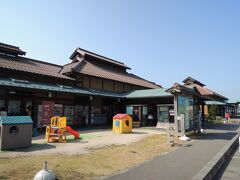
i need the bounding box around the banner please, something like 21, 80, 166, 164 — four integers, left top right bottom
42, 101, 54, 125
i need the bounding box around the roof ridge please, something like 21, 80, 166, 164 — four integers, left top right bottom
77, 47, 125, 65
70, 48, 131, 69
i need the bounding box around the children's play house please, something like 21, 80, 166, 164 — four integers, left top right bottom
0, 116, 33, 150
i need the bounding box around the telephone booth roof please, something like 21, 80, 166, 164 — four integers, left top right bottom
0, 116, 33, 125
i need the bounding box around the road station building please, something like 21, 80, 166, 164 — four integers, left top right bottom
0, 42, 228, 131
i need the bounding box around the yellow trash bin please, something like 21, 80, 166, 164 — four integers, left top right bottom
113, 114, 132, 134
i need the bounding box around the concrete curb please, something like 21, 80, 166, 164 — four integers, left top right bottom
192, 133, 239, 180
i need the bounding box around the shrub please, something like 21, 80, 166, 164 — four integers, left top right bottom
208, 104, 218, 121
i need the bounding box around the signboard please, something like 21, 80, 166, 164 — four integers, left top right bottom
42, 101, 54, 125
169, 109, 174, 116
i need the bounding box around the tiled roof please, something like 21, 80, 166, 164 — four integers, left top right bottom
66, 60, 160, 89
186, 84, 228, 100
183, 76, 205, 87
193, 84, 213, 96
0, 43, 160, 89
0, 116, 33, 125
60, 61, 80, 75
0, 54, 74, 80
70, 48, 131, 69
167, 82, 196, 94
0, 42, 26, 56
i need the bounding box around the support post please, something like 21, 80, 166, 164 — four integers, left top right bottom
201, 102, 205, 126
180, 114, 185, 137
174, 95, 178, 136
197, 110, 202, 133
179, 114, 190, 141
167, 125, 174, 145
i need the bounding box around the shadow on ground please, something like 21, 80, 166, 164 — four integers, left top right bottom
188, 124, 239, 141
204, 123, 239, 131
131, 132, 148, 135
190, 132, 237, 141
6, 143, 56, 153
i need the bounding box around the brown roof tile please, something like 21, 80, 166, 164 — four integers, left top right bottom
66, 60, 160, 88
183, 76, 205, 86
70, 48, 131, 69
184, 84, 228, 101
0, 42, 26, 56
60, 61, 80, 75
194, 84, 228, 100
0, 54, 74, 80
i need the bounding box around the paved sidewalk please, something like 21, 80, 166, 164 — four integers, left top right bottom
107, 124, 239, 180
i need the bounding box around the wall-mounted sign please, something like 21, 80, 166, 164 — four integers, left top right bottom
169, 109, 174, 116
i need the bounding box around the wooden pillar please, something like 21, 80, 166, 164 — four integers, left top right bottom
201, 102, 205, 125
88, 96, 93, 126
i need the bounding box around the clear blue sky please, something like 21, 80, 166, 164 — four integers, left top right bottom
0, 0, 239, 102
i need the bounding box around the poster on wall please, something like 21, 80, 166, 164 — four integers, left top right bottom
53, 104, 63, 117
8, 100, 21, 115
74, 105, 89, 126
74, 105, 83, 126
64, 106, 74, 125
42, 101, 54, 125
37, 105, 43, 128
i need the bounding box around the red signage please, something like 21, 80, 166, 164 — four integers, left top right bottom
42, 101, 54, 125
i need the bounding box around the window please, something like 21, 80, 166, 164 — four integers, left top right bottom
142, 106, 148, 115
8, 100, 21, 115
10, 126, 18, 134
158, 107, 169, 123
126, 106, 133, 115
10, 78, 30, 84
57, 84, 73, 89
125, 120, 129, 127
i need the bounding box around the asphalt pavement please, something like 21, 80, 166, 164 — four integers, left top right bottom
216, 149, 240, 180
107, 124, 239, 180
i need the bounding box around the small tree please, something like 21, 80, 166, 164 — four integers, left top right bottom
208, 104, 218, 121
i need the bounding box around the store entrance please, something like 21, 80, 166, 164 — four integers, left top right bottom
102, 98, 120, 125
125, 105, 158, 127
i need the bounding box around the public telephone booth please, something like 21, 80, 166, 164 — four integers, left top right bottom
112, 114, 132, 134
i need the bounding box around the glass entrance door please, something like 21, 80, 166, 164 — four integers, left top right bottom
158, 106, 169, 123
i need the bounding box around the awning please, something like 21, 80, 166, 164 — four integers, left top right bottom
86, 88, 124, 98
206, 101, 226, 105
0, 77, 93, 96
125, 88, 172, 99
0, 77, 126, 98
